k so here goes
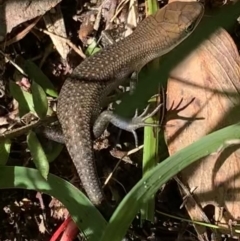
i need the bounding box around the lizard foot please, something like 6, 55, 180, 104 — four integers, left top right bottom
93, 102, 162, 147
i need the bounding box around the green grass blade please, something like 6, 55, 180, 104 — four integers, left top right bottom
145, 0, 158, 15
140, 0, 160, 222
141, 100, 160, 221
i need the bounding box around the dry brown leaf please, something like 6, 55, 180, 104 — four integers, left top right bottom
43, 5, 70, 60
165, 28, 240, 238
0, 0, 61, 39
125, 0, 138, 36
102, 0, 118, 27
78, 12, 95, 45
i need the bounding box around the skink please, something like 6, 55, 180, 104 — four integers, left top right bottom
57, 1, 204, 208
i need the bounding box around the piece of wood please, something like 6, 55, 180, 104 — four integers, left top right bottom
165, 28, 240, 239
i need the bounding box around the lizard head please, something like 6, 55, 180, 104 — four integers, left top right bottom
144, 1, 204, 55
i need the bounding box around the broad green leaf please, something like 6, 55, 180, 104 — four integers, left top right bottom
86, 40, 101, 56
0, 139, 11, 165
24, 60, 58, 97
31, 81, 48, 119
27, 131, 49, 179
41, 141, 63, 163
9, 80, 34, 116
101, 123, 240, 241
0, 166, 107, 241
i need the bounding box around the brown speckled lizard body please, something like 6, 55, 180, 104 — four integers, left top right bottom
57, 2, 204, 207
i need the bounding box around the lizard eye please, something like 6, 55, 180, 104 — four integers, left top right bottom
185, 23, 195, 33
